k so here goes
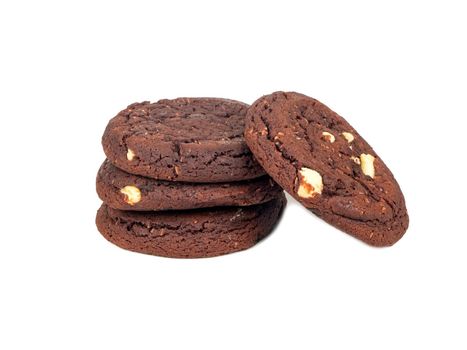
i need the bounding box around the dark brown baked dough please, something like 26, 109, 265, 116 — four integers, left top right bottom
102, 98, 265, 183
96, 159, 283, 211
96, 194, 286, 258
245, 91, 409, 246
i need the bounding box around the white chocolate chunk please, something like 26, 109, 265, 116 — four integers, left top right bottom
297, 167, 323, 198
351, 156, 361, 165
321, 131, 335, 143
120, 185, 141, 205
274, 132, 285, 141
360, 154, 375, 178
127, 148, 136, 161
342, 132, 354, 143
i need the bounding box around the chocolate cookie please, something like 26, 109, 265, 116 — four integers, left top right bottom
96, 159, 283, 211
96, 194, 286, 258
102, 98, 265, 183
245, 91, 409, 246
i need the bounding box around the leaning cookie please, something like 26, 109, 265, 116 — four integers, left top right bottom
96, 159, 283, 211
96, 193, 286, 258
102, 98, 265, 183
245, 91, 409, 246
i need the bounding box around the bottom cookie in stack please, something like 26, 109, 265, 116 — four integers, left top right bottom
96, 195, 285, 259
96, 160, 286, 258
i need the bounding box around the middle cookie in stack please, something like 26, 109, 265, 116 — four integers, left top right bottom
96, 98, 286, 258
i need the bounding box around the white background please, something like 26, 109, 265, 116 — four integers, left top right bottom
1, 1, 466, 349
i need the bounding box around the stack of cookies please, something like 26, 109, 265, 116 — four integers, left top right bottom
96, 98, 286, 258
97, 92, 410, 257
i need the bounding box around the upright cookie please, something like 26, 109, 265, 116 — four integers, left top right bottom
96, 159, 283, 211
245, 91, 409, 246
96, 194, 286, 258
102, 98, 265, 183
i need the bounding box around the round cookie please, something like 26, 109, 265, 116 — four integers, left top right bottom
245, 91, 409, 247
96, 159, 283, 211
102, 98, 265, 183
96, 194, 286, 258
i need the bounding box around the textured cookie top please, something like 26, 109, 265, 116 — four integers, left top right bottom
106, 98, 248, 143
102, 97, 265, 182
245, 91, 408, 246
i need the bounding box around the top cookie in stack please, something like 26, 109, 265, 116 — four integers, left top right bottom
96, 98, 286, 258
102, 98, 266, 182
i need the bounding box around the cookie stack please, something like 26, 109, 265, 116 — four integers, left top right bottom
97, 92, 410, 256
96, 98, 286, 258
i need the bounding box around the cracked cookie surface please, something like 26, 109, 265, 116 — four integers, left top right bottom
97, 159, 283, 211
102, 98, 265, 182
245, 91, 409, 246
96, 193, 286, 258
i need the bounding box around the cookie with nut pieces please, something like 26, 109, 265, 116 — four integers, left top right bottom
245, 91, 409, 246
96, 193, 286, 258
96, 159, 283, 211
102, 98, 265, 183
